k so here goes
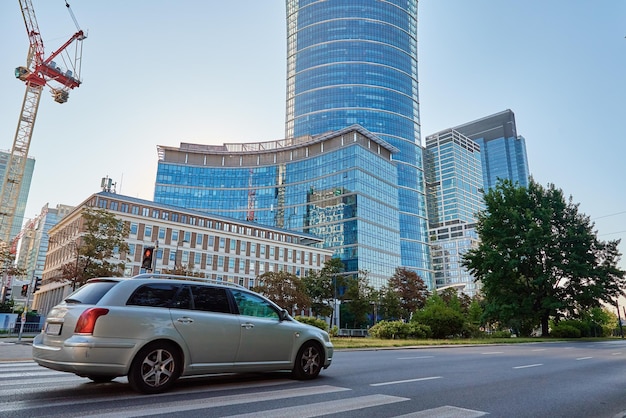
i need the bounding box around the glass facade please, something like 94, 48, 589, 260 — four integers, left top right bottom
0, 151, 35, 240
425, 129, 484, 297
155, 128, 402, 288
452, 109, 530, 190
285, 0, 431, 284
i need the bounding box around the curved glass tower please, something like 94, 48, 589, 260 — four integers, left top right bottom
285, 0, 431, 283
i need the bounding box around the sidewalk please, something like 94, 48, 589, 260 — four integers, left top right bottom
0, 337, 34, 362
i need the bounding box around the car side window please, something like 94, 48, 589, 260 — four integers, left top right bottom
190, 285, 231, 314
231, 289, 279, 319
127, 283, 181, 307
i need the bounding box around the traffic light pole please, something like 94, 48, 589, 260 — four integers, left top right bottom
18, 272, 35, 342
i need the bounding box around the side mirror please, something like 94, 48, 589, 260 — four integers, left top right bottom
279, 309, 290, 321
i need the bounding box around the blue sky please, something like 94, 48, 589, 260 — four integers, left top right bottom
1, 1, 625, 266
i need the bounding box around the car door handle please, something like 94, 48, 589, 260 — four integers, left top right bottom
176, 317, 194, 324
241, 323, 254, 329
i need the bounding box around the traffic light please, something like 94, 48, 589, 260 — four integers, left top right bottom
4, 286, 11, 302
21, 284, 28, 297
34, 277, 42, 293
141, 247, 154, 270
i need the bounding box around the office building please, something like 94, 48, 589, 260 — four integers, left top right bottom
34, 192, 332, 315
425, 129, 484, 296
155, 126, 401, 288
452, 109, 530, 190
0, 150, 35, 240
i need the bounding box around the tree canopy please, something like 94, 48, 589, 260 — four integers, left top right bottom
252, 270, 310, 314
463, 178, 626, 336
54, 208, 129, 289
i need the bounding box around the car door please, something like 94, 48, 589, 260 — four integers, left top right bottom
170, 285, 241, 372
230, 289, 295, 368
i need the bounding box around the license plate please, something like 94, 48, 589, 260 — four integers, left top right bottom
45, 323, 62, 335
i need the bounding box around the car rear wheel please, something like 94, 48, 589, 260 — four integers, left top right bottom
128, 341, 181, 394
292, 341, 323, 380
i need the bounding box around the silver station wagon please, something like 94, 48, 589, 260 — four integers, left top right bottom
32, 274, 333, 393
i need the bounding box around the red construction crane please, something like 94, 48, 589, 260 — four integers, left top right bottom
0, 0, 86, 243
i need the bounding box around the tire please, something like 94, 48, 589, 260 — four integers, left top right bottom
86, 375, 115, 383
128, 342, 182, 394
292, 341, 323, 380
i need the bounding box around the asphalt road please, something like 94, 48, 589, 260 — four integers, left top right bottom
3, 339, 626, 417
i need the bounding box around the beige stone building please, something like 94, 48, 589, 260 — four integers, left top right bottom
33, 192, 332, 315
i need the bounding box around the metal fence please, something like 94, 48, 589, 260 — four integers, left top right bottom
0, 321, 42, 337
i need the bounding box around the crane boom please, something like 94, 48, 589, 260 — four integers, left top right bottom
0, 0, 85, 243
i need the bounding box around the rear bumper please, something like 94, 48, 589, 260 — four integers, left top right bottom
32, 333, 137, 377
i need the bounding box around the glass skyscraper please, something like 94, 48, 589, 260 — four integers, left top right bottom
0, 151, 35, 240
425, 129, 484, 296
285, 0, 431, 282
155, 127, 403, 288
452, 109, 530, 190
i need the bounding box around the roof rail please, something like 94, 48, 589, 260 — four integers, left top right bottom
132, 273, 246, 289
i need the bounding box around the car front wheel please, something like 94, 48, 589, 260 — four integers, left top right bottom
292, 341, 323, 380
128, 342, 181, 394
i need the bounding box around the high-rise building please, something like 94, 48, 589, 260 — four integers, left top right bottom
155, 126, 402, 288
452, 109, 530, 190
0, 151, 35, 240
425, 129, 484, 296
285, 0, 431, 283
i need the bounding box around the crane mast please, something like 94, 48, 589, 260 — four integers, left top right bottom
0, 0, 86, 243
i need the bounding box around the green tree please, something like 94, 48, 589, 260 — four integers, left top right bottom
463, 179, 626, 337
54, 208, 129, 289
341, 270, 375, 328
1, 243, 27, 312
302, 258, 345, 319
412, 293, 465, 339
377, 285, 402, 321
252, 270, 311, 314
386, 267, 429, 320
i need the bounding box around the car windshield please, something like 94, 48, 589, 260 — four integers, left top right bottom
64, 281, 119, 305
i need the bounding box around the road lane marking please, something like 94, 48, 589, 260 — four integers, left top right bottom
531, 349, 547, 352
223, 394, 409, 418
513, 363, 543, 369
370, 376, 442, 386
576, 357, 593, 360
397, 356, 434, 359
83, 385, 351, 417
395, 405, 488, 417
481, 351, 503, 354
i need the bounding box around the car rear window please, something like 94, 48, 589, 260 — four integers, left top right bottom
127, 283, 181, 307
189, 285, 231, 313
64, 281, 119, 305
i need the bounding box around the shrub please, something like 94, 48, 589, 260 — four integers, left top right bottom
295, 316, 329, 332
485, 330, 512, 339
551, 324, 581, 338
368, 320, 432, 339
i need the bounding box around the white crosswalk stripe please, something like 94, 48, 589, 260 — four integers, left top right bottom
0, 362, 489, 417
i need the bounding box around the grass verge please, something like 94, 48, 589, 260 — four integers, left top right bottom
329, 336, 613, 349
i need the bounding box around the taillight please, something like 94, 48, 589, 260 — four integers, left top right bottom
74, 308, 109, 334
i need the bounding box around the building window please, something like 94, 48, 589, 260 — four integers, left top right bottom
145, 226, 152, 238
130, 223, 138, 235
172, 230, 179, 242
142, 207, 150, 217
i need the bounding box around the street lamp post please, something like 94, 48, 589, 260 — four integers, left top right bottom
175, 240, 188, 270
